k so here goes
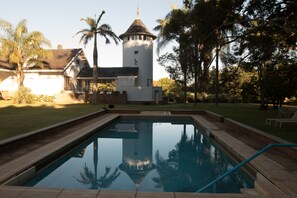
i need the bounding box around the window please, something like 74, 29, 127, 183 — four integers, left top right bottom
143, 35, 147, 40
64, 77, 71, 90
134, 51, 139, 65
147, 79, 152, 86
76, 59, 80, 65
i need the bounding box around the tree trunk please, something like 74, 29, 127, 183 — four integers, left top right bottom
194, 41, 199, 106
183, 71, 187, 104
258, 64, 267, 110
18, 71, 25, 88
17, 64, 25, 88
92, 34, 98, 105
215, 44, 219, 106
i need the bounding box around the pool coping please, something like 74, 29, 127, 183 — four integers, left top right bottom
0, 110, 296, 197
190, 115, 297, 197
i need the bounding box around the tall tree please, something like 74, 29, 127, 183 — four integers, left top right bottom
0, 19, 51, 88
76, 11, 120, 104
191, 0, 244, 105
154, 5, 191, 104
236, 0, 297, 109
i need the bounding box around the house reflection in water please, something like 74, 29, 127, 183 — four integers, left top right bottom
110, 121, 155, 189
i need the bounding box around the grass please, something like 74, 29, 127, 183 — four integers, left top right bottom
0, 101, 296, 142
0, 101, 100, 140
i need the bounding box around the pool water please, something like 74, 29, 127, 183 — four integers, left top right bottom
25, 117, 254, 193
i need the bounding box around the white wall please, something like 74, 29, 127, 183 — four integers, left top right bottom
24, 72, 64, 95
0, 71, 65, 95
117, 85, 162, 103
0, 71, 17, 92
122, 36, 154, 87
116, 76, 136, 88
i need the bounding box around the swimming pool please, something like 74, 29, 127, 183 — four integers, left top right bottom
24, 117, 254, 193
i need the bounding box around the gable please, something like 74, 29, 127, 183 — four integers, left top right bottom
36, 48, 83, 70
0, 48, 89, 71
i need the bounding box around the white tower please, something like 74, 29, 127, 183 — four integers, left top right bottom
119, 17, 156, 87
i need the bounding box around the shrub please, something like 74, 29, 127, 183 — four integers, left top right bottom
187, 92, 195, 103
284, 96, 297, 104
13, 86, 34, 104
33, 94, 55, 102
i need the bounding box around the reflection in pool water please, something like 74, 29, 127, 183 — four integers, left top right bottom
25, 117, 254, 193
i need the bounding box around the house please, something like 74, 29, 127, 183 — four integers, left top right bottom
77, 17, 162, 103
0, 48, 87, 99
0, 17, 162, 104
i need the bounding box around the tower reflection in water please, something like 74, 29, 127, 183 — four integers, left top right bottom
108, 121, 155, 190
26, 118, 254, 193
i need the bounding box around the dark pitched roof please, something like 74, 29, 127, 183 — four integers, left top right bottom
41, 48, 83, 69
0, 48, 86, 70
0, 59, 14, 70
77, 67, 139, 78
119, 18, 156, 40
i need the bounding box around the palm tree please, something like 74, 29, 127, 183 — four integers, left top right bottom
76, 11, 120, 104
0, 19, 52, 88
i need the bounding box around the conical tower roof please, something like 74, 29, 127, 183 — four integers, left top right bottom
119, 18, 156, 40
119, 162, 155, 185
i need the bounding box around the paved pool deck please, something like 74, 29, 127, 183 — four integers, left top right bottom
0, 110, 297, 198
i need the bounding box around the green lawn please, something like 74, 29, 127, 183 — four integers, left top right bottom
0, 101, 296, 142
0, 101, 100, 140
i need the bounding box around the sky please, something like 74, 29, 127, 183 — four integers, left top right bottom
0, 0, 183, 80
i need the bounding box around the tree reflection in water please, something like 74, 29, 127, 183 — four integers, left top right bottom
75, 139, 120, 189
75, 163, 120, 189
153, 126, 252, 193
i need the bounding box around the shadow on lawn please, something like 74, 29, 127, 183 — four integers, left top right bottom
0, 103, 100, 140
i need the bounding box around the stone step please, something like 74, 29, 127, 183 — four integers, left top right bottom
255, 180, 285, 196
240, 188, 260, 195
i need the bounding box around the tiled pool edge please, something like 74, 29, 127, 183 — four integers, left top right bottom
204, 110, 297, 160
191, 115, 297, 197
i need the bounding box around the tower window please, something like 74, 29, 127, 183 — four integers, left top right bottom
127, 36, 130, 41
143, 35, 147, 40
134, 51, 139, 65
147, 79, 152, 86
139, 35, 142, 40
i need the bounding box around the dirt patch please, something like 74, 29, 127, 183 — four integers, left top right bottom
54, 91, 84, 104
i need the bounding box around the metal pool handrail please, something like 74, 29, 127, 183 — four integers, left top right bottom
196, 143, 297, 193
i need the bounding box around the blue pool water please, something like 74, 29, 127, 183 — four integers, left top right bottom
25, 117, 254, 193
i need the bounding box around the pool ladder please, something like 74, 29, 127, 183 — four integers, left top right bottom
196, 143, 297, 193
